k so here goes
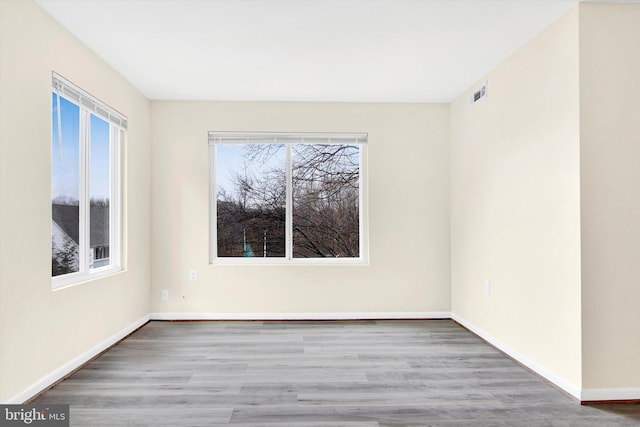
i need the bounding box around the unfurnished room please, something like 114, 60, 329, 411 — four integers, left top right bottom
0, 0, 639, 425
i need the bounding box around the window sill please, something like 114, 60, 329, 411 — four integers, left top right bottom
210, 257, 368, 266
52, 266, 124, 291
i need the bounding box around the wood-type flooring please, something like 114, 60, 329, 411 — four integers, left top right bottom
33, 320, 640, 426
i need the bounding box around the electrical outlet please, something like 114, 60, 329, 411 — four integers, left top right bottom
189, 269, 197, 282
484, 280, 491, 296
161, 289, 169, 300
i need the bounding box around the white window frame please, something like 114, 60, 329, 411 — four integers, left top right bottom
209, 132, 368, 265
52, 73, 125, 289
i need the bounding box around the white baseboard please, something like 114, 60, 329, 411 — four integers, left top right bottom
451, 313, 582, 400
7, 310, 637, 404
150, 311, 451, 321
5, 314, 150, 404
581, 388, 640, 402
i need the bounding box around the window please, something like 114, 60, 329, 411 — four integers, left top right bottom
209, 132, 367, 263
51, 73, 125, 288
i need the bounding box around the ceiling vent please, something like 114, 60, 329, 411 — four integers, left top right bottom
471, 82, 488, 105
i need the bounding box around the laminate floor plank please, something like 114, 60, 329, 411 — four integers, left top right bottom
32, 320, 640, 426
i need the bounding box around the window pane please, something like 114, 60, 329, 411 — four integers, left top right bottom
51, 93, 80, 276
216, 144, 286, 257
89, 114, 111, 269
292, 144, 360, 258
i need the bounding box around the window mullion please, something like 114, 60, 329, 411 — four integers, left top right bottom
109, 126, 119, 269
285, 145, 293, 260
359, 146, 365, 261
209, 142, 217, 263
79, 109, 90, 273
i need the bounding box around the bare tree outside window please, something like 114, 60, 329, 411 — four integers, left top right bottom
292, 144, 359, 258
214, 139, 361, 260
216, 144, 286, 257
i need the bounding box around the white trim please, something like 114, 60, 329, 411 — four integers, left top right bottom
358, 145, 366, 261
6, 310, 638, 404
211, 257, 368, 266
581, 388, 640, 402
209, 143, 216, 264
210, 136, 366, 263
451, 313, 582, 400
285, 143, 293, 260
4, 315, 150, 404
150, 311, 451, 321
109, 126, 122, 271
51, 90, 124, 289
80, 108, 89, 271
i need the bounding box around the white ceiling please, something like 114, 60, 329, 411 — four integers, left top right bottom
36, 0, 581, 103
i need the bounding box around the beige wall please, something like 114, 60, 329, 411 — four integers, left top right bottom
450, 7, 582, 389
0, 1, 151, 401
3, 0, 638, 404
579, 3, 640, 391
150, 101, 450, 314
